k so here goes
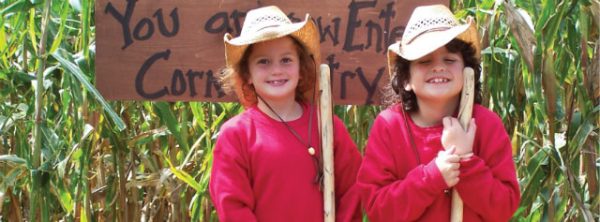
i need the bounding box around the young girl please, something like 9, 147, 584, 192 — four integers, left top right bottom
357, 5, 520, 221
209, 6, 362, 222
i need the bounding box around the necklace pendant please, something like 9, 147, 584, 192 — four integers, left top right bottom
308, 147, 315, 156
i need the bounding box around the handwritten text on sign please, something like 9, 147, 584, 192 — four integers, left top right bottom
95, 0, 446, 105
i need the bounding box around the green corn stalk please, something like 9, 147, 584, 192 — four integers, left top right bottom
451, 0, 599, 221
31, 0, 51, 221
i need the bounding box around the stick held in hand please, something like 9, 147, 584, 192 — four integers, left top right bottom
451, 67, 475, 222
318, 64, 335, 222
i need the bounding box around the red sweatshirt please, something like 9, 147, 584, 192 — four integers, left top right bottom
358, 104, 520, 221
210, 103, 362, 222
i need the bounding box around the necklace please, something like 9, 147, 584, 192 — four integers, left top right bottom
401, 106, 421, 165
257, 95, 322, 185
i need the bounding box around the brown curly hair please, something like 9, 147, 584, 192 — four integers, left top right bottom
382, 39, 482, 111
220, 36, 317, 107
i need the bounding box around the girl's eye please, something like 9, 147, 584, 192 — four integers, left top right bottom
444, 58, 456, 63
418, 60, 431, 64
257, 59, 269, 65
281, 57, 293, 64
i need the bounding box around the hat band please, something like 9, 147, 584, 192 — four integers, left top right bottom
406, 26, 452, 44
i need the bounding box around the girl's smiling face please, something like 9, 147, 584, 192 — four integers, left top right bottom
406, 46, 465, 103
247, 37, 300, 104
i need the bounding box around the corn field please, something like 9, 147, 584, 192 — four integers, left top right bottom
0, 0, 598, 221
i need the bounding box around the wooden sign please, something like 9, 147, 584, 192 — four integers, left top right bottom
96, 0, 447, 105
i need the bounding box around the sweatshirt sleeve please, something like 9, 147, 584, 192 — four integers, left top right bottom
455, 111, 521, 221
332, 117, 363, 222
209, 124, 258, 222
357, 115, 449, 221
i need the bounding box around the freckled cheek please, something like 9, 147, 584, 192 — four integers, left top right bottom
409, 67, 428, 78
450, 66, 465, 76
249, 69, 269, 82
283, 65, 298, 71
284, 66, 300, 76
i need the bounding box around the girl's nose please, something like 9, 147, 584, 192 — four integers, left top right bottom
271, 64, 284, 75
431, 61, 446, 73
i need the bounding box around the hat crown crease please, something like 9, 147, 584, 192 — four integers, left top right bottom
243, 14, 291, 35
403, 17, 458, 44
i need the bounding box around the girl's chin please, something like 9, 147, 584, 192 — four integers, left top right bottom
257, 92, 295, 101
417, 92, 461, 101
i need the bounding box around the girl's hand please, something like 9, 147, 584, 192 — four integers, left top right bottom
435, 146, 461, 187
441, 117, 476, 156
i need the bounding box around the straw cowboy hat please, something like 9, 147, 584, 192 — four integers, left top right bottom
387, 4, 480, 76
223, 5, 320, 104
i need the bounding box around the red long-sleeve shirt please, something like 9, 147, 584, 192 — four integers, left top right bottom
210, 103, 362, 222
358, 104, 520, 221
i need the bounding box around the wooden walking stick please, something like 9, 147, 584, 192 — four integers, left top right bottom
451, 67, 476, 222
318, 64, 335, 222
